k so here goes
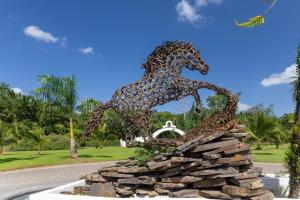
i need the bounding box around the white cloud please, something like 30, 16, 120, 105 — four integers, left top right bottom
176, 0, 202, 23
78, 47, 94, 55
261, 64, 297, 87
176, 0, 223, 24
12, 87, 22, 94
24, 26, 59, 43
238, 102, 252, 112
196, 0, 222, 7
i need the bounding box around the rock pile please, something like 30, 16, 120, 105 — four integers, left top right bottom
66, 125, 274, 199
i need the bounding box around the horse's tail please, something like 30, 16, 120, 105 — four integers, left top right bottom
83, 101, 114, 138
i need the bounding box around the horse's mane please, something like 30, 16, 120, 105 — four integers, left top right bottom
142, 41, 191, 74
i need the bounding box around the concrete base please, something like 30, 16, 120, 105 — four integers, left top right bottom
29, 174, 299, 200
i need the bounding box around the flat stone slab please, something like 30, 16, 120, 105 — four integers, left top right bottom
222, 185, 264, 197
228, 160, 252, 167
98, 166, 121, 173
176, 131, 226, 153
82, 174, 107, 183
199, 190, 231, 199
117, 176, 156, 185
202, 143, 241, 157
181, 161, 202, 170
193, 139, 239, 152
115, 187, 134, 196
229, 177, 264, 189
169, 189, 200, 198
234, 172, 259, 180
155, 182, 186, 189
200, 160, 222, 169
147, 160, 181, 171
249, 190, 275, 200
224, 132, 248, 138
193, 178, 226, 188
217, 154, 253, 164
162, 176, 202, 183
136, 189, 158, 197
191, 167, 239, 176
203, 153, 222, 159
89, 182, 116, 197
101, 172, 134, 178
223, 144, 251, 155
147, 160, 171, 170
154, 184, 170, 194
117, 167, 148, 174
170, 157, 202, 162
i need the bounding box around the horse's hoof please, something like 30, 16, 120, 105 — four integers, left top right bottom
195, 108, 202, 113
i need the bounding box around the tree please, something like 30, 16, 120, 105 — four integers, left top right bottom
0, 83, 18, 123
235, 0, 278, 28
279, 113, 294, 131
92, 112, 117, 149
270, 127, 288, 149
0, 120, 10, 154
35, 75, 78, 158
246, 111, 284, 150
207, 94, 227, 114
24, 123, 46, 155
286, 44, 300, 198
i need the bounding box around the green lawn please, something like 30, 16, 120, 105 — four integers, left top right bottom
0, 147, 136, 171
0, 145, 288, 172
252, 144, 288, 163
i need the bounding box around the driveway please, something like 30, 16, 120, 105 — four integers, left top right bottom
0, 161, 116, 200
0, 162, 285, 199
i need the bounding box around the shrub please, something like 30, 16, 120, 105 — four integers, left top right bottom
10, 139, 36, 151
43, 134, 69, 150
10, 134, 69, 151
133, 145, 169, 166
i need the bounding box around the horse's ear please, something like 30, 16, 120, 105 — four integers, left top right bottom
142, 63, 147, 69
186, 43, 193, 49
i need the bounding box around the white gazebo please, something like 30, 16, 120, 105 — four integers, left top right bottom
120, 121, 186, 147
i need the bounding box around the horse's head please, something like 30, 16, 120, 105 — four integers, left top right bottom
179, 43, 209, 75
142, 41, 209, 76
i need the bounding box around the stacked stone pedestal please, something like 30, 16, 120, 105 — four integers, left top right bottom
69, 125, 274, 199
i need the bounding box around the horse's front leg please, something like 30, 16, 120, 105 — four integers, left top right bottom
176, 78, 203, 113
192, 90, 202, 113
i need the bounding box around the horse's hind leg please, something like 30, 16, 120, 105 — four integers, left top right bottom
122, 116, 140, 147
134, 112, 154, 146
192, 90, 202, 113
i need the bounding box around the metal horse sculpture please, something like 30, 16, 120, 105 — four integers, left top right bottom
84, 41, 238, 147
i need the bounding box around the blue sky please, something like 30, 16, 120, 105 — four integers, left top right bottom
0, 0, 299, 116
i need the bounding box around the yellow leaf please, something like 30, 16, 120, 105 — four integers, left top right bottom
235, 15, 265, 28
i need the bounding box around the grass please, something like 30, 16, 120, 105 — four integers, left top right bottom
0, 147, 136, 171
0, 144, 288, 171
252, 144, 288, 163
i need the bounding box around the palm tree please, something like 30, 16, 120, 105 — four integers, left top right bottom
25, 123, 46, 155
286, 44, 300, 198
93, 123, 116, 149
0, 120, 9, 154
269, 127, 288, 149
92, 112, 117, 149
35, 75, 78, 158
246, 111, 284, 150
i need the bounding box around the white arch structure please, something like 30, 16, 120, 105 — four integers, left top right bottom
120, 121, 186, 147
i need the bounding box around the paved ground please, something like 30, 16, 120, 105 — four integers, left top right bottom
0, 161, 116, 200
0, 162, 285, 200
255, 162, 285, 174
